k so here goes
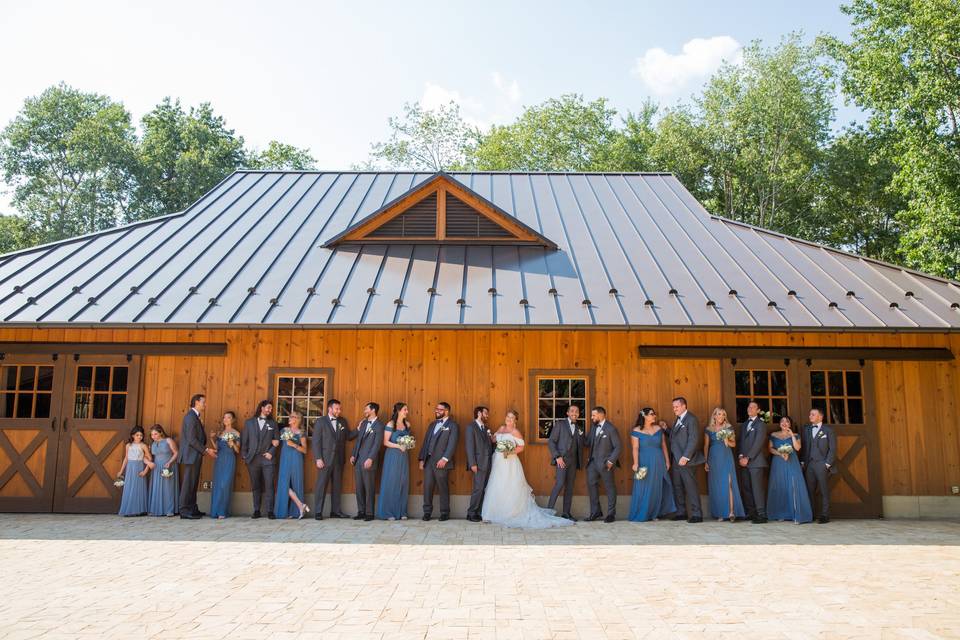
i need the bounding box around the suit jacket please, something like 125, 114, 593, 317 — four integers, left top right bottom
240, 416, 279, 464
585, 421, 621, 468
419, 418, 459, 469
464, 420, 494, 470
669, 411, 705, 465
736, 417, 768, 468
351, 418, 385, 465
801, 423, 838, 473
179, 409, 206, 465
548, 418, 586, 468
311, 414, 351, 467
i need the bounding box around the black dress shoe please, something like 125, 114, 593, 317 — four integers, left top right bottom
353, 513, 365, 520
267, 513, 276, 520
439, 514, 449, 522
422, 514, 431, 521
752, 516, 768, 524
585, 513, 602, 522
251, 511, 261, 519
363, 515, 375, 521
687, 516, 703, 523
331, 512, 349, 519
467, 514, 480, 522
314, 514, 324, 521
604, 514, 615, 523
194, 511, 206, 517
180, 513, 200, 520
672, 514, 687, 521
817, 516, 830, 524
561, 513, 577, 522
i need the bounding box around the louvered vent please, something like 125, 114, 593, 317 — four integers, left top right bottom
367, 193, 437, 237
445, 193, 513, 238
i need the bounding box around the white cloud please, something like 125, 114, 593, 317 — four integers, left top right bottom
419, 71, 522, 130
632, 36, 742, 96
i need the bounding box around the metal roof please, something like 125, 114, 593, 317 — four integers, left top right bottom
1, 170, 959, 330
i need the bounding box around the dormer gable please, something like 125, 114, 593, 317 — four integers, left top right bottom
323, 173, 557, 248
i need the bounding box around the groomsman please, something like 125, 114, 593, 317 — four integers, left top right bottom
584, 406, 620, 523
241, 400, 280, 519
350, 402, 384, 521
178, 393, 217, 519
464, 406, 494, 522
547, 404, 586, 520
737, 401, 769, 524
419, 402, 459, 521
312, 398, 354, 519
669, 396, 704, 523
801, 407, 837, 524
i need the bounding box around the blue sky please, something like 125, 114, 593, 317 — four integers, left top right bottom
1, 0, 856, 181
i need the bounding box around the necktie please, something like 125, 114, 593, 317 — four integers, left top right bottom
569, 420, 575, 435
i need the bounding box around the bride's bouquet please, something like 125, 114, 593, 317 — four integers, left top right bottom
397, 434, 416, 451
495, 439, 516, 458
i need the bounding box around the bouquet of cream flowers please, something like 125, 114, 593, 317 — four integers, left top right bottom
397, 435, 416, 451
495, 439, 516, 458
716, 427, 735, 445
759, 410, 773, 423
776, 443, 794, 458
634, 466, 648, 480
113, 475, 125, 488
220, 431, 239, 443
161, 468, 174, 479
279, 428, 295, 441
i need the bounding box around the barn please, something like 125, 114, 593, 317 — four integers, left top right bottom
1, 170, 958, 518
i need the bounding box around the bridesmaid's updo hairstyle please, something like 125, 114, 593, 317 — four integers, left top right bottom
150, 424, 167, 439
128, 425, 145, 443
634, 407, 656, 428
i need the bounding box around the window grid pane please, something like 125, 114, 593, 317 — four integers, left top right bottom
275, 374, 327, 433
809, 369, 864, 425
536, 376, 588, 439
73, 366, 128, 420
733, 369, 789, 423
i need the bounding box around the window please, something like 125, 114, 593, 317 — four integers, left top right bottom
272, 369, 332, 434
810, 370, 864, 424
73, 365, 128, 419
0, 365, 54, 419
733, 368, 789, 423
531, 370, 593, 440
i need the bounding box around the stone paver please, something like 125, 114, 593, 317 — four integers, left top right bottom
1, 515, 958, 639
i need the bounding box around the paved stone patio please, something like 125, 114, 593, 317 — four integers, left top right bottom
1, 515, 958, 639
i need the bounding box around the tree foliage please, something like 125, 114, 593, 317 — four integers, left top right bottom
368, 101, 478, 171
247, 140, 317, 171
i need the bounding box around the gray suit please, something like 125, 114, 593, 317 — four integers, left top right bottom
178, 408, 206, 515
669, 411, 704, 518
351, 418, 384, 516
584, 421, 620, 517
547, 418, 586, 515
312, 414, 354, 516
801, 423, 837, 517
241, 416, 279, 515
419, 418, 459, 517
736, 416, 768, 519
464, 420, 493, 518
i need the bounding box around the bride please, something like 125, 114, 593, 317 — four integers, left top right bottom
481, 410, 574, 529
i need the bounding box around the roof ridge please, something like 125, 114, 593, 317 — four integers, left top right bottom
234, 169, 677, 176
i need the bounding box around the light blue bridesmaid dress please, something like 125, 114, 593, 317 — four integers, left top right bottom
118, 444, 149, 516
148, 438, 179, 516
627, 429, 677, 522
706, 429, 746, 520
209, 435, 237, 518
376, 426, 410, 520
274, 431, 305, 518
766, 435, 813, 523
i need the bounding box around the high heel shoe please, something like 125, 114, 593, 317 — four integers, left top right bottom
298, 504, 310, 520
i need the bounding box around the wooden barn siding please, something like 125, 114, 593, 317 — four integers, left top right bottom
2, 327, 958, 497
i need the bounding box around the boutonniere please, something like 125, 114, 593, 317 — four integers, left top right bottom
601, 434, 608, 439
577, 429, 584, 437
817, 431, 826, 439
440, 426, 450, 432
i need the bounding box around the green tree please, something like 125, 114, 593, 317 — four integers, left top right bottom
247, 140, 317, 170
132, 98, 245, 218
368, 101, 478, 171
827, 0, 960, 277
472, 95, 622, 171
0, 83, 137, 242
0, 213, 35, 254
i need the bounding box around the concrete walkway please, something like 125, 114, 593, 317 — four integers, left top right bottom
1, 515, 958, 639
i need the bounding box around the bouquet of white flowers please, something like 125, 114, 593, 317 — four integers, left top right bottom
495, 439, 516, 458
113, 476, 125, 488
397, 435, 416, 451
716, 427, 735, 445
759, 410, 773, 423
161, 468, 174, 479
776, 443, 794, 458
220, 432, 239, 443
634, 466, 648, 480
279, 428, 295, 441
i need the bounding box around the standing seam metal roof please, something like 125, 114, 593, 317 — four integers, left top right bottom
1, 170, 959, 330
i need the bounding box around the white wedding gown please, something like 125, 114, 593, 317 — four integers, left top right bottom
481, 433, 574, 529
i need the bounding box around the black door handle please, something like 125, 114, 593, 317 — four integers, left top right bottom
51, 418, 57, 432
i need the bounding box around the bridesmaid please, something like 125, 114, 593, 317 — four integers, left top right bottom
274, 411, 310, 519
766, 416, 813, 524
704, 407, 746, 522
118, 426, 153, 516
376, 402, 412, 520
147, 425, 179, 516
627, 408, 676, 522
209, 411, 241, 519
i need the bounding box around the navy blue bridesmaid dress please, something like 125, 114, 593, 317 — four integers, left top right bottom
627, 429, 677, 522
209, 434, 237, 518
766, 434, 813, 523
376, 425, 410, 520
274, 431, 305, 518
148, 438, 179, 516
706, 429, 746, 520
